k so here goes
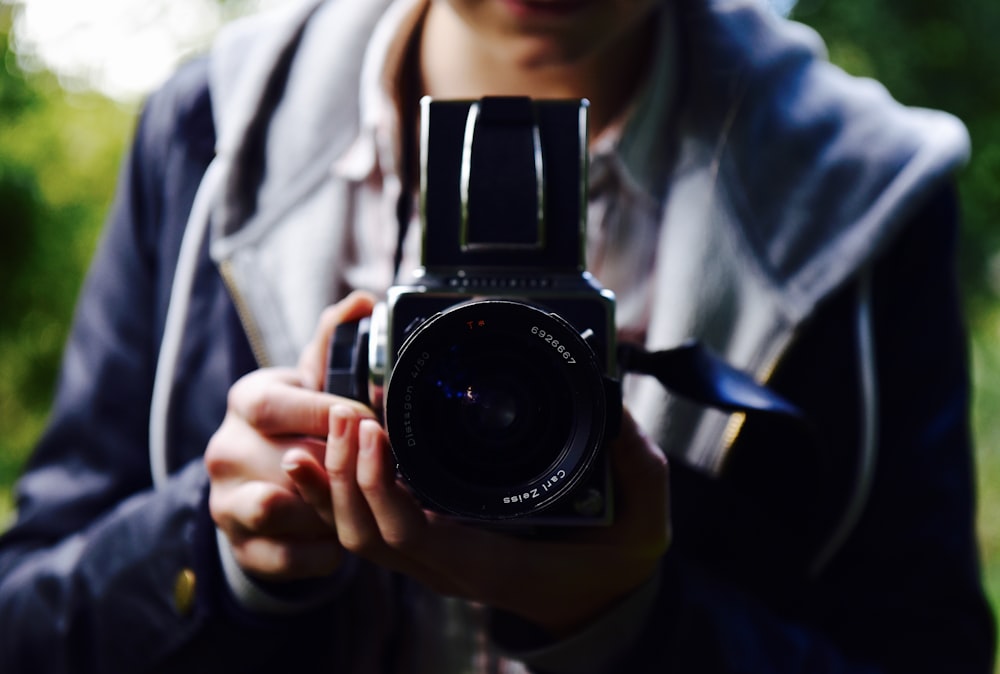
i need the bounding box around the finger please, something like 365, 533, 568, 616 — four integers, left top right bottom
402, 413, 669, 609
212, 480, 334, 538
227, 368, 372, 437
324, 412, 457, 590
205, 419, 326, 486
283, 448, 336, 529
229, 536, 344, 581
325, 405, 383, 554
355, 418, 428, 550
299, 290, 379, 390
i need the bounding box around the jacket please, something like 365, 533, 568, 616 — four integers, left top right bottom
0, 0, 994, 671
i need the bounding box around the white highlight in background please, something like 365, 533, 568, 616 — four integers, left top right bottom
8, 0, 286, 101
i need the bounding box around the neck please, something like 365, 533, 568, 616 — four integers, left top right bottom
418, 2, 657, 136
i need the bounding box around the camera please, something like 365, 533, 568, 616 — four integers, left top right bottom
326, 96, 620, 526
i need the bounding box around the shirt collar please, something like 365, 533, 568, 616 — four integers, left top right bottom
590, 4, 679, 206
333, 0, 427, 182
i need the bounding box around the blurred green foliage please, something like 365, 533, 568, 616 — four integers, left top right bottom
0, 6, 134, 523
0, 0, 998, 662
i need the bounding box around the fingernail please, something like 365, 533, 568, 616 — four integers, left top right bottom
359, 419, 379, 455
329, 405, 351, 439
280, 450, 301, 473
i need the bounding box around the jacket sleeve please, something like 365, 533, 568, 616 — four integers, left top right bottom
607, 187, 996, 673
0, 61, 216, 672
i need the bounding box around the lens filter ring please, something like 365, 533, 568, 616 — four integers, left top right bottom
384, 299, 609, 520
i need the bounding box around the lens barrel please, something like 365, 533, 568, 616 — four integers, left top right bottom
384, 300, 610, 520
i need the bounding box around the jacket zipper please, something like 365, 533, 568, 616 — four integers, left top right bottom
219, 259, 272, 367
720, 329, 797, 456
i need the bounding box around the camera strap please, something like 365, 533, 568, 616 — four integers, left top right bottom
618, 340, 807, 425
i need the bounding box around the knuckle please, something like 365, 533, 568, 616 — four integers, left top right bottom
337, 526, 381, 557
381, 527, 416, 551
204, 413, 261, 481
244, 482, 293, 533
227, 370, 293, 429
325, 462, 355, 487
207, 490, 230, 529
355, 468, 382, 494
225, 372, 256, 412
242, 387, 281, 430
203, 428, 234, 478
243, 491, 273, 532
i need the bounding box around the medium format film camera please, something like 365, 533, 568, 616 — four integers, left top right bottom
326, 96, 619, 526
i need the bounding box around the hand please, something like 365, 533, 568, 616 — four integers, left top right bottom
204, 291, 381, 582
285, 293, 672, 635
297, 289, 378, 392
204, 368, 344, 580
283, 405, 670, 636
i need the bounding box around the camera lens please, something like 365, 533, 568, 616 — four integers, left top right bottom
384, 300, 611, 520
423, 337, 574, 488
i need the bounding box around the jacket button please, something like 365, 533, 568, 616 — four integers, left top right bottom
173, 568, 197, 617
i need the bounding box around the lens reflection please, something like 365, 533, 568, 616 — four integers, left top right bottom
421, 342, 572, 487
461, 383, 519, 433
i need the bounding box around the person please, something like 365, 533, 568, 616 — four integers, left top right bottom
0, 0, 995, 671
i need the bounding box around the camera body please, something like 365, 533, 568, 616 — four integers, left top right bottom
326, 96, 620, 526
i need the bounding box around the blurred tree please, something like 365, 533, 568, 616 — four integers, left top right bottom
1, 7, 46, 493
0, 4, 133, 517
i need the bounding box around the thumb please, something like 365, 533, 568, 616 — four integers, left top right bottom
299, 290, 378, 390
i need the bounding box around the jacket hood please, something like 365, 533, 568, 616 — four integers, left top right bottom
677, 0, 969, 320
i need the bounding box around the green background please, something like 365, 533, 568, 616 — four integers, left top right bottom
2, 0, 999, 666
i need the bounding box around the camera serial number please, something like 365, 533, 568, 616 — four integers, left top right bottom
530, 326, 577, 364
